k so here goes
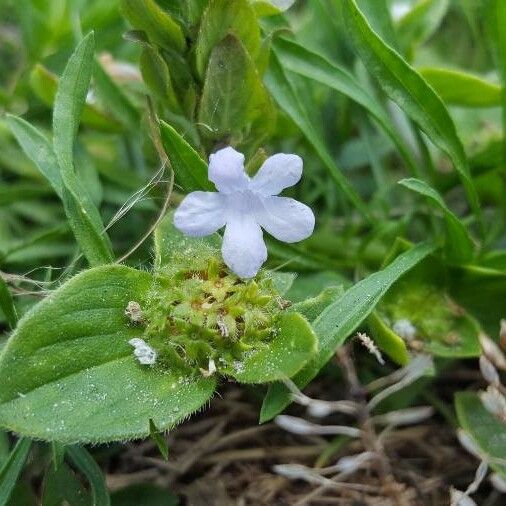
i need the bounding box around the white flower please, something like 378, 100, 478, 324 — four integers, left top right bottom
128, 338, 157, 365
174, 147, 315, 278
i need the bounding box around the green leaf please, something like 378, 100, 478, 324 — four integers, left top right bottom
0, 438, 32, 505
396, 0, 450, 57
6, 116, 113, 266
198, 34, 271, 141
6, 116, 63, 198
356, 0, 398, 49
154, 212, 220, 269
42, 462, 90, 506
149, 419, 169, 461
367, 311, 410, 365
29, 64, 122, 133
93, 59, 140, 129
483, 0, 506, 158
455, 392, 506, 478
419, 67, 502, 107
159, 120, 214, 192
229, 313, 317, 383
66, 446, 110, 506
340, 0, 481, 223
272, 37, 420, 176
378, 260, 481, 359
290, 286, 344, 322
111, 484, 178, 506
140, 46, 181, 112
0, 266, 216, 442
399, 178, 474, 263
195, 0, 261, 78
260, 242, 435, 422
265, 52, 372, 222
53, 32, 95, 179
121, 0, 185, 52
0, 277, 17, 330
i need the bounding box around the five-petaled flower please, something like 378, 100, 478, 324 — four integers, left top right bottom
174, 147, 315, 278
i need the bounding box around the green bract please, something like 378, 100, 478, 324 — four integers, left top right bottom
0, 216, 317, 443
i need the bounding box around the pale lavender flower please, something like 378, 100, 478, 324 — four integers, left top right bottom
174, 147, 315, 278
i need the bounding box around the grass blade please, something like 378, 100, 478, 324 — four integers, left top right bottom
67, 446, 110, 506
0, 438, 32, 505
339, 0, 481, 223
265, 52, 372, 222
399, 178, 474, 263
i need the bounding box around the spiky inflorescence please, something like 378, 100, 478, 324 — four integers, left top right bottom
139, 242, 286, 374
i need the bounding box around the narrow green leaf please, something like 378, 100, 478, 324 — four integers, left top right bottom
356, 0, 398, 49
0, 438, 32, 505
53, 32, 95, 179
199, 34, 271, 141
6, 115, 63, 198
66, 446, 110, 506
456, 392, 506, 478
399, 178, 474, 263
121, 0, 185, 52
0, 266, 216, 442
93, 59, 140, 129
260, 242, 436, 421
396, 0, 450, 57
6, 117, 113, 266
273, 37, 420, 176
0, 276, 17, 330
149, 419, 169, 461
195, 0, 261, 77
419, 67, 502, 107
29, 64, 123, 133
42, 462, 90, 506
484, 0, 506, 160
265, 52, 372, 222
340, 0, 481, 222
159, 120, 214, 192
229, 313, 317, 383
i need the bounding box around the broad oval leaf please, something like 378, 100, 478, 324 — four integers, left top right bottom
198, 34, 271, 142
0, 266, 216, 443
195, 0, 261, 77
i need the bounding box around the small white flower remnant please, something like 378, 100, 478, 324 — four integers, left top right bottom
128, 338, 157, 365
392, 319, 417, 341
266, 0, 296, 11
174, 147, 315, 278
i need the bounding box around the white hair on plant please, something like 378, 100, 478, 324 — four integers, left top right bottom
128, 338, 157, 365
174, 146, 315, 278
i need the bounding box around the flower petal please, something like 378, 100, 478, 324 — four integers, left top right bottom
173, 191, 226, 237
222, 215, 267, 278
256, 196, 315, 243
250, 154, 303, 196
208, 147, 249, 193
